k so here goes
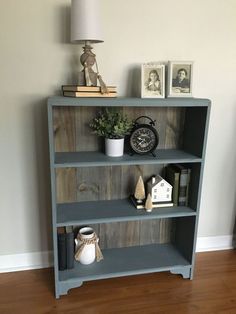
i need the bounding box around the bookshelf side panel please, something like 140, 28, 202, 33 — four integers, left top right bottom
182, 107, 208, 157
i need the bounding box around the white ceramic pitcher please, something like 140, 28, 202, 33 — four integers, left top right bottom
75, 227, 96, 265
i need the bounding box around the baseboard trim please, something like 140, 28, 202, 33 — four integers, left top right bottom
0, 236, 234, 273
0, 251, 53, 273
196, 235, 234, 252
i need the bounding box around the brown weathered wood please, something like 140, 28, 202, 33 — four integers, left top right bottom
54, 107, 77, 203
98, 221, 140, 249
75, 106, 103, 152
76, 167, 111, 202
165, 107, 185, 149
139, 219, 174, 245
53, 107, 76, 152
56, 168, 77, 203
54, 106, 185, 250
0, 250, 236, 313
53, 106, 185, 152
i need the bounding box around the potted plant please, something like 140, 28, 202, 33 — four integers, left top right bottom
90, 108, 133, 157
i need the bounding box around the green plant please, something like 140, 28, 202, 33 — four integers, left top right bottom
89, 108, 134, 139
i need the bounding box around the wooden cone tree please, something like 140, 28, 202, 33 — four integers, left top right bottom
134, 176, 145, 203
145, 193, 153, 212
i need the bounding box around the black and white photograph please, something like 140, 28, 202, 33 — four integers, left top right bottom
168, 61, 193, 97
141, 63, 165, 98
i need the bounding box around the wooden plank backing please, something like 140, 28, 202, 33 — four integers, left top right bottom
53, 106, 185, 249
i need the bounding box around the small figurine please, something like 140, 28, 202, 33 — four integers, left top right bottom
131, 174, 173, 210
78, 44, 108, 94
145, 193, 153, 212
134, 176, 146, 203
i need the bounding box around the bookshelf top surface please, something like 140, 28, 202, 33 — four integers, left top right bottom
48, 96, 211, 107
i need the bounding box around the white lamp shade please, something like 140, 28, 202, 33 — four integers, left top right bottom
71, 0, 104, 43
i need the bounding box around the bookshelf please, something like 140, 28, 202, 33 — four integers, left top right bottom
48, 96, 210, 298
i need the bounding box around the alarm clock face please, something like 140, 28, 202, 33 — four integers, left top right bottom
130, 126, 158, 154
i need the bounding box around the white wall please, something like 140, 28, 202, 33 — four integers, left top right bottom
0, 0, 236, 256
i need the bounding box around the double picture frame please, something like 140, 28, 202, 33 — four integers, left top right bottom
141, 61, 193, 98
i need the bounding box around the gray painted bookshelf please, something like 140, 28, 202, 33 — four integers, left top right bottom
48, 96, 210, 298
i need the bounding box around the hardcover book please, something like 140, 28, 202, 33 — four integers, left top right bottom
170, 164, 191, 206
63, 91, 117, 98
57, 231, 67, 271
57, 227, 75, 270
130, 195, 173, 209
62, 85, 117, 92
165, 165, 180, 206
66, 232, 74, 269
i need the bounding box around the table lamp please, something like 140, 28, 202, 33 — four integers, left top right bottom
71, 0, 108, 93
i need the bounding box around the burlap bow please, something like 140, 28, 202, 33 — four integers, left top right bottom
75, 233, 104, 262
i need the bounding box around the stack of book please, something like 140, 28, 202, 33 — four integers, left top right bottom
130, 195, 173, 209
62, 85, 117, 98
165, 164, 191, 207
57, 227, 74, 271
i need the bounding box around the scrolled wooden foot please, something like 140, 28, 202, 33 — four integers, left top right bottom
56, 280, 83, 298
170, 267, 191, 279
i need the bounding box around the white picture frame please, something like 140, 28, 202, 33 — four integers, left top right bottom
167, 61, 193, 97
141, 63, 165, 98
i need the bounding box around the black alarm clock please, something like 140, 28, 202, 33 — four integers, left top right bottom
129, 116, 159, 156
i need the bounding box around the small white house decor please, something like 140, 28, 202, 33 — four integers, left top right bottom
131, 174, 173, 209
147, 175, 173, 205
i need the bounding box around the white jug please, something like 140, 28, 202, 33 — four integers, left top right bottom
75, 227, 96, 265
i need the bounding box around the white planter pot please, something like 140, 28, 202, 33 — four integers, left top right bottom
105, 138, 124, 157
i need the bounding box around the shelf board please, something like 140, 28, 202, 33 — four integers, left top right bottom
54, 149, 202, 168
56, 199, 196, 226
59, 243, 191, 282
48, 96, 210, 107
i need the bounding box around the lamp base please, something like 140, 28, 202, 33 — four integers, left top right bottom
78, 42, 108, 93
78, 71, 98, 86
79, 43, 98, 87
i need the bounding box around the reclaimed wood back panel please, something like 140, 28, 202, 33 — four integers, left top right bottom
54, 106, 185, 248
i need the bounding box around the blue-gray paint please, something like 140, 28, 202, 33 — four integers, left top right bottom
47, 96, 211, 298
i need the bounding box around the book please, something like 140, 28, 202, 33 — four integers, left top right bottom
62, 85, 117, 92
165, 165, 180, 207
185, 168, 191, 206
63, 91, 117, 98
57, 227, 75, 270
66, 231, 74, 269
57, 227, 67, 271
171, 164, 191, 206
130, 195, 173, 209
